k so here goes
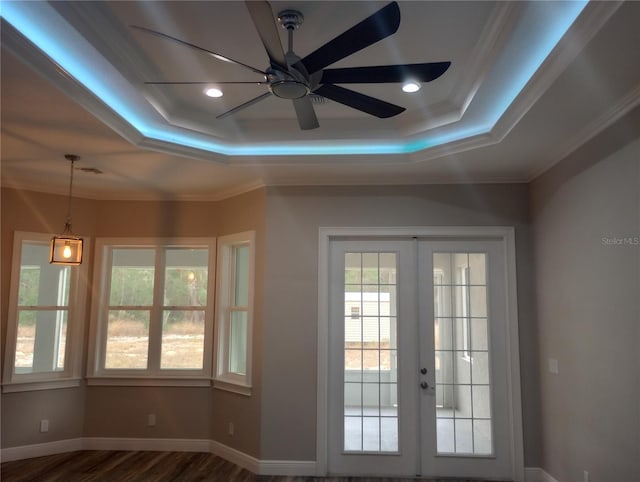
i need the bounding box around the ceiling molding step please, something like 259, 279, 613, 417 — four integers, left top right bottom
1, 20, 147, 149
136, 137, 230, 165
0, 177, 266, 203
490, 0, 624, 145
0, 179, 96, 200
181, 180, 267, 202
402, 2, 521, 139
449, 2, 522, 122
399, 100, 462, 136
263, 174, 526, 188
528, 83, 640, 181
52, 1, 169, 93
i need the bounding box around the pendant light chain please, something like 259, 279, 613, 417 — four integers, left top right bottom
63, 154, 79, 234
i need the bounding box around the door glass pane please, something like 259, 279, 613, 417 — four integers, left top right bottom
433, 252, 493, 455
344, 252, 399, 453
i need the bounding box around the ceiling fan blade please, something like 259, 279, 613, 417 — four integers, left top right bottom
216, 92, 272, 120
314, 84, 404, 118
300, 2, 400, 75
145, 81, 268, 85
245, 1, 287, 69
321, 62, 451, 84
292, 97, 320, 130
131, 25, 266, 76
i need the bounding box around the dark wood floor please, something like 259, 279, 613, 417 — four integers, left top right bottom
0, 451, 498, 481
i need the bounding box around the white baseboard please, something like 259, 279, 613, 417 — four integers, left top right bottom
525, 467, 560, 482
209, 440, 260, 474
0, 438, 83, 463
83, 437, 211, 453
259, 459, 318, 476
1, 437, 317, 476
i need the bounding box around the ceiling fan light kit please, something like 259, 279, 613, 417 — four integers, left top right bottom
204, 87, 223, 98
402, 81, 421, 93
136, 1, 451, 130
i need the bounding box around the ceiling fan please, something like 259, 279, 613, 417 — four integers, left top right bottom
133, 1, 451, 130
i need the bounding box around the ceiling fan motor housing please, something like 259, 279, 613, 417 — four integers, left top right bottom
267, 59, 310, 99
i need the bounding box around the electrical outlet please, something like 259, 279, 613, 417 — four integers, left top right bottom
147, 414, 156, 427
583, 470, 590, 482
228, 422, 234, 436
40, 419, 49, 433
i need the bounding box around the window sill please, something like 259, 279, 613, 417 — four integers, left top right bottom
86, 377, 212, 387
2, 378, 82, 393
213, 378, 252, 396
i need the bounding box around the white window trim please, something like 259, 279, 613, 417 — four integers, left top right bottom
2, 231, 90, 392
86, 237, 216, 386
213, 231, 255, 396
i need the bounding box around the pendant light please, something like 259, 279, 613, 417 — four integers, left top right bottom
50, 154, 83, 265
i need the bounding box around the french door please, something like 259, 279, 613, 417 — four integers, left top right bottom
326, 234, 519, 479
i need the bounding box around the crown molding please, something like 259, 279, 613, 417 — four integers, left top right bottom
490, 1, 624, 145
527, 83, 640, 181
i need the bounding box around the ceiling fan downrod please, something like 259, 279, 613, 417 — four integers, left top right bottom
268, 9, 309, 100
277, 9, 303, 53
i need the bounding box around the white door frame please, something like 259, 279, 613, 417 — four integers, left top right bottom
316, 226, 524, 481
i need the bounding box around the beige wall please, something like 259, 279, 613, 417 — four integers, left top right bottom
531, 130, 640, 482
1, 188, 266, 457
260, 184, 540, 464
1, 190, 98, 447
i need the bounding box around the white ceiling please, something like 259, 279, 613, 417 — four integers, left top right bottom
1, 1, 639, 200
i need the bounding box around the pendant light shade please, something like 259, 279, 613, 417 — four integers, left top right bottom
50, 154, 83, 265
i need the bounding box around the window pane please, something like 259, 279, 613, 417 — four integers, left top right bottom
15, 311, 36, 371
229, 310, 247, 375
161, 310, 205, 369
105, 310, 149, 369
19, 243, 71, 307
109, 249, 155, 306
234, 245, 249, 306
14, 310, 68, 374
164, 248, 208, 307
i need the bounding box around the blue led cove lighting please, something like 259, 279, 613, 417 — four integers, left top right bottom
1, 0, 588, 157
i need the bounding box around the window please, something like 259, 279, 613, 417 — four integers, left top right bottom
3, 232, 88, 391
88, 238, 215, 383
214, 231, 255, 395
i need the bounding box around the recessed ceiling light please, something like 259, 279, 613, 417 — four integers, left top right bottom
204, 88, 223, 98
402, 81, 420, 93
